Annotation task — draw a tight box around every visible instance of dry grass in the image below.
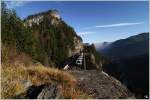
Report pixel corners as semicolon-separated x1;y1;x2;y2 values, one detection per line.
1;46;90;99
27;64;76;86
60;84;91;99
1;63;90;99
1;64;28;98
27;64;88;99
1;64;76;98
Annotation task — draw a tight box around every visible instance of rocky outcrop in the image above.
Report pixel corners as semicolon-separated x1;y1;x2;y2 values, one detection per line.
24;10;60;27
83;44;105;70
14;84;63;99
37;84;63;99
69;70;135;99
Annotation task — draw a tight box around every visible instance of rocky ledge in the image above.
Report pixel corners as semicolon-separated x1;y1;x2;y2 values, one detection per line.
69;70;135;99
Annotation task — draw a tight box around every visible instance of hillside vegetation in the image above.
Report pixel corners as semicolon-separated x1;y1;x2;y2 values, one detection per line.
1;2;90;99
2;2;82;67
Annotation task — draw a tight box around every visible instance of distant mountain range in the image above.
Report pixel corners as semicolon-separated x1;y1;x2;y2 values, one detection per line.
95;33;149;60
95;32;149;98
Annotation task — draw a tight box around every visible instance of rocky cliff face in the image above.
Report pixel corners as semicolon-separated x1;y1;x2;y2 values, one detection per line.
24;10;60;27
83;44;107;70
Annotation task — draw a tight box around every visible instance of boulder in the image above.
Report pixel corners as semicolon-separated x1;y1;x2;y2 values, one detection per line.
14;84;63;99
37;84;63;99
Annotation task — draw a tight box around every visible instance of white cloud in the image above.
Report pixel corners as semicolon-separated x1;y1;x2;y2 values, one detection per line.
6;1;29;9
77;31;95;35
81;22;143;30
96;22;143;28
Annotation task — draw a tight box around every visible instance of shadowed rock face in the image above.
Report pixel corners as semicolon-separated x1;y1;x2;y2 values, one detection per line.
37;84;62;99
14;84;63;99
69;70;134;99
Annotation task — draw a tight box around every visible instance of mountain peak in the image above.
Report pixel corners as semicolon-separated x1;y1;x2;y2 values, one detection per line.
25;9;60;20
24;9;61;27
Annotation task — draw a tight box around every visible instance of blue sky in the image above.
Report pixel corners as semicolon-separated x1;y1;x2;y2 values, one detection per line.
6;1;149;43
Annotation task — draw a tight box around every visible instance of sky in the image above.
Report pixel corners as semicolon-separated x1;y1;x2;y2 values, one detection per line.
5;1;149;43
